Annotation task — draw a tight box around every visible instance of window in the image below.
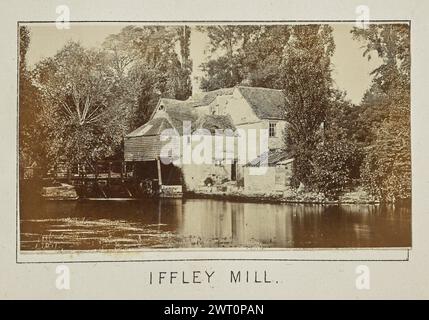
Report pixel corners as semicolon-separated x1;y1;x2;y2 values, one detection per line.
269;122;276;137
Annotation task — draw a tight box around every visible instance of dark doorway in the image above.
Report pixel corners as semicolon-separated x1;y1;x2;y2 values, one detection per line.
231;160;237;181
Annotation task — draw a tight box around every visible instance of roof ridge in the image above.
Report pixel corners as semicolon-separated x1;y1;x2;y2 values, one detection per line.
237;85;283;92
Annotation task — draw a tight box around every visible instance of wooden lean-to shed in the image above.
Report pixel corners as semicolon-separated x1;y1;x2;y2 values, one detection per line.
123;99;198;196
124;98;198;162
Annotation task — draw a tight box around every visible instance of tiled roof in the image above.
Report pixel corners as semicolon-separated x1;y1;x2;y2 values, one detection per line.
246;149;294;167
127;106;236;137
158;98;201;109
161;103;198;134
125;117;173;137
237;86;286;120
195;114;236;134
190;87;235;106
127;86;287;138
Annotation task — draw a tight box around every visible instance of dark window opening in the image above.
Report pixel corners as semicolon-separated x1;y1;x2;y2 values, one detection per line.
231;160;237;181
269;122;276;137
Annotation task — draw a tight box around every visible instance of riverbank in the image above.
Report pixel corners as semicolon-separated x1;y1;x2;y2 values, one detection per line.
185;186;380;204
20;178;382;204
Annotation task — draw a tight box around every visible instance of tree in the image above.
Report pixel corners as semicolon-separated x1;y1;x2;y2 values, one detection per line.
19;26;46;169
197;25;292;90
103;26;193;128
310;118;361;199
352;24;411;201
240;25;291;88
360;113;411;202
176;25;193;98
200;55;244;91
33;42;128;167
19;26;30;72
198;26;249;91
280;25;335;186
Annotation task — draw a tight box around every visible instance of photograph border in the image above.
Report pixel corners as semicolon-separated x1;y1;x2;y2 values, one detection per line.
16;19;412;264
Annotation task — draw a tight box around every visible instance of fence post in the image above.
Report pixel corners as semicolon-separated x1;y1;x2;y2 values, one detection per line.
108;162;112;186
157;158;163;195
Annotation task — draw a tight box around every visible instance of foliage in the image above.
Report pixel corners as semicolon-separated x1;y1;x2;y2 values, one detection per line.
19;26;46;169
103;26;192;129
21;25;193;171
33;42;128;167
200;55;244;91
310;129;361;199
280;25;335;186
197;26;248;91
359;88;411;201
240;25;291;88
19;26;30;71
352;24;411;201
198;25;291;90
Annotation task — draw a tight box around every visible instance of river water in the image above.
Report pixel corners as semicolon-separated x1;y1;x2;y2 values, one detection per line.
20;198;411;250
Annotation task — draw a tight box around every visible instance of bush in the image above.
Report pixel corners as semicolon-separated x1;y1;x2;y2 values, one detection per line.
360;116;411;202
310;137;361;200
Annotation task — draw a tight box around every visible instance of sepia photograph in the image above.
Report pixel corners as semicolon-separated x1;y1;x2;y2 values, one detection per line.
18;21;411;252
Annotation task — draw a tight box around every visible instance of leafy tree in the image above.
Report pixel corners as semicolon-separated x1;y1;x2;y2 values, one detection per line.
324;90;365;178
310;126;361;199
352;24;410;87
352;24;411;201
200;55;244;91
22;25;193;172
19;26;46;169
19;26;30;71
288;89;363;199
198;25;291;90
197;26;249;91
360;112;411;202
176;25;193;96
240;25;291;88
33;42;128;167
280;25;335;186
103;26;192;129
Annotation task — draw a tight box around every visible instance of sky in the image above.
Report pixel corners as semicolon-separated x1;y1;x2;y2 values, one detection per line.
25;23;382;104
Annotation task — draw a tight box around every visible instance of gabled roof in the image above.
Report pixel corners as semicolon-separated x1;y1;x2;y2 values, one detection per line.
127;104;235;138
158;98;201;109
236;86;286;120
159;101;198;134
125;117;173;138
246;149;294;167
155;86;286;121
195;114;236;134
128;85;287;138
191;87;235;106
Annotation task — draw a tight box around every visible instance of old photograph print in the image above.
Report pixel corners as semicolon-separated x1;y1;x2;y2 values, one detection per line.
18;22;411;252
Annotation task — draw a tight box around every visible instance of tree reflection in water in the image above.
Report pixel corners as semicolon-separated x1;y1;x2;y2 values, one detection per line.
20;198;411;250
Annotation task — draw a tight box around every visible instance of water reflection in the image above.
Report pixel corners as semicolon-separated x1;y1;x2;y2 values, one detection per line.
179;202;295;247
20;198;411;250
